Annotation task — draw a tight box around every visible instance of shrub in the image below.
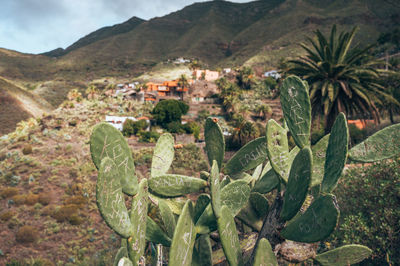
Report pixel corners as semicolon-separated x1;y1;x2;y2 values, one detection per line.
122;119;148;136
16;225;39;243
152;100;189;127
22;145;33;155
166;121;185;134
0;210;15;221
328;159;400;265
138;131;160;143
51;204;80;223
12;195;27;206
25;194;39;205
38;193;52;206
0;187;19;198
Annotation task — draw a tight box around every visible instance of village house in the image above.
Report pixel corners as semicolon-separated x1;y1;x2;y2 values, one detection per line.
193;69;219;81
143;79;192;101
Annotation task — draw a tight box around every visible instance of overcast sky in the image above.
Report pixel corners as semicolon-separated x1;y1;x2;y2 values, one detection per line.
0;0;251;54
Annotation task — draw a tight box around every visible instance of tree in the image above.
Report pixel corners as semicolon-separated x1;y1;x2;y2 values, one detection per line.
152;100;189;127
236;66;256;90
255;104;273;120
286;25;391;133
177;74;189;100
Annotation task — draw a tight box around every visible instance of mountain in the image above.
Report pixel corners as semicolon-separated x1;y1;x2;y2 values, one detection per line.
1;0;399;81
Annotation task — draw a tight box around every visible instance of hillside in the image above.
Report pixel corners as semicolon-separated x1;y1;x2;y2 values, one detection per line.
0;77;53;135
1;0;400;83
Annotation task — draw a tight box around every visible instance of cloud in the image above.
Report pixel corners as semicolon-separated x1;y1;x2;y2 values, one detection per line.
0;0;251;54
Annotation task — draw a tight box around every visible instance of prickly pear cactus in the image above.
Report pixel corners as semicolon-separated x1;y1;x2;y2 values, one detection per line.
280;76;311;148
314;244;372;266
148;174;207;197
90;122;138;195
210;160;222;218
253;238;278;266
151;133;174;178
96;157;133;238
349;123;400;162
204;118;225;169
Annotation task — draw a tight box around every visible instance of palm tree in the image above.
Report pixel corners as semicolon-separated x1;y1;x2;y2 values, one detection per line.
177;74;189;100
236;66;256;90
255;104;273;120
286;25;391;133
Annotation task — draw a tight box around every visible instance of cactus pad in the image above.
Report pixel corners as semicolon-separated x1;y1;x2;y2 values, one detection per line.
252;167;279;194
210;160;222;218
193;194;210;223
281;147;312;222
113;247;128;266
281;194;339;243
253;238;278;266
311;134;329;187
314;244;372;266
117;257;133;266
249;192;269;218
128;179;148;264
90;122;137;195
221;180;251;216
158;199;176;238
349;123;400;162
204;118;225;169
192;234;213;266
224;137;267;176
148;174;207;197
96;157;133;238
146;216;171;246
151;133;174;178
321;113;348;193
266;119;290;181
169;200;196;266
280;76;311;148
217;206;243;266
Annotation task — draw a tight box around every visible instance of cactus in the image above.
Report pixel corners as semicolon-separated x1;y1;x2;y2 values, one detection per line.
349;123;400;162
151;133;174;178
217;206;243;266
253;238;278;266
169;200;196;266
148;174;207;197
224;137;267;176
204;117;225;169
90;122;138;195
314;244;372;266
280;76;312;149
280;147;312;222
88;75;400;265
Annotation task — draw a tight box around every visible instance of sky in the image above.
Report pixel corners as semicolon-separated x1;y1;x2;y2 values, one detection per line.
0;0;250;54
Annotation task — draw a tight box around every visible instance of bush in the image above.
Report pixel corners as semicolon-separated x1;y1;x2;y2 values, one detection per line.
0;187;19;198
166;121;185;134
22;145;33;155
138;131;160;143
152;100;189;127
328;159;400;265
122;119;148;137
16;225;39;243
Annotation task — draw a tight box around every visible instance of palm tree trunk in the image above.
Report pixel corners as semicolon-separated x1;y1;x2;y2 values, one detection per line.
389;108;395;124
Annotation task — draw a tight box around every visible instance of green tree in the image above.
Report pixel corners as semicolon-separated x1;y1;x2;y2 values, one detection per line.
152;100;189;127
177;74;189;100
236;66;256;90
255;104;273;120
287;25;390;133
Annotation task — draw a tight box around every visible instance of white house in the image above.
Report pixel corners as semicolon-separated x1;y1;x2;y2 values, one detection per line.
105;116;136;131
263;70;281;79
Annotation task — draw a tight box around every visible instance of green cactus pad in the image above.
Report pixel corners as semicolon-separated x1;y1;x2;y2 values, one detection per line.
314;244;372;266
128;179;148;264
117;257;133;266
210;160;222;218
220;176;231;188
253;238;278;266
146;216;171;246
113;247;128;266
249;192;269;218
280;76;312;148
158;199;176;238
281;194;339;243
224;137;267;176
221;180;251;216
97;157;133;238
196;180;250;234
217;206;243;266
311;134;329;187
204;118;225;169
349;123;400;162
169;200;197;266
193;194;210;223
148;174;207;197
266;119;290;181
236;202;263;231
281;147;312;222
192;234;213;266
151;133;174;178
321;113;348;193
252;163;264;182
200;171;210;181
252;167;279;194
90;122;138;195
